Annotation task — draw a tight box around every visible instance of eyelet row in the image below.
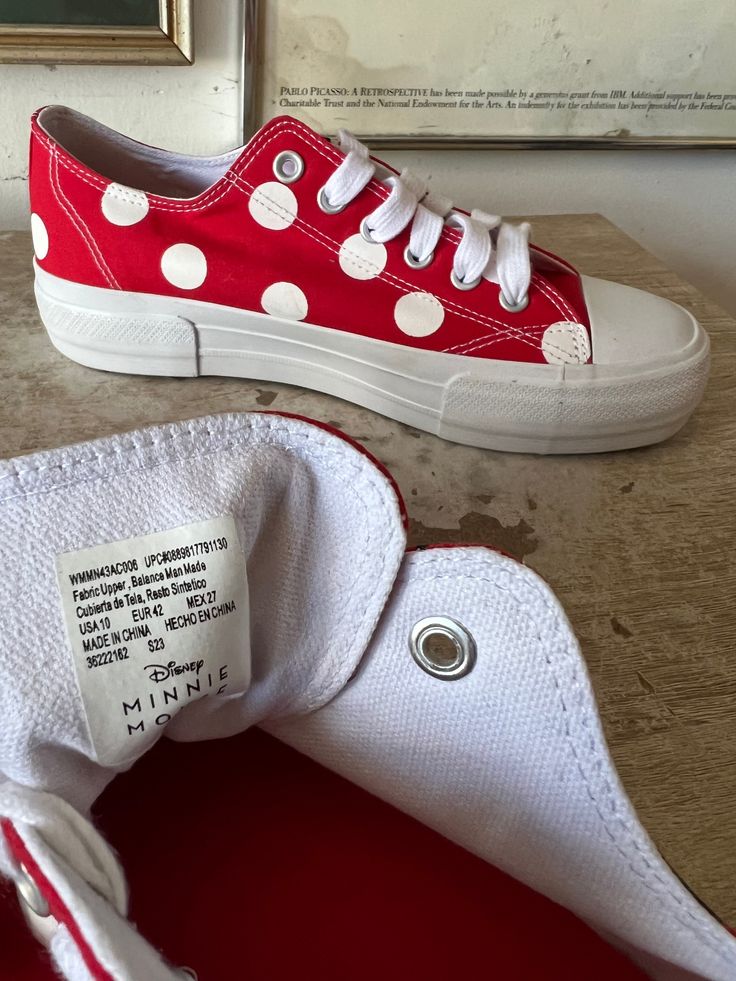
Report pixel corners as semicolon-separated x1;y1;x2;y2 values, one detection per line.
450;271;529;311
315;180;529;313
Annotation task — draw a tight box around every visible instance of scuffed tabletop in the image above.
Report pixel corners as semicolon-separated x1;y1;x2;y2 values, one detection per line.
1;216;735;923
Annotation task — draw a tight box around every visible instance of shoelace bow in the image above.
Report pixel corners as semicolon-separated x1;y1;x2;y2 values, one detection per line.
321;131;532;310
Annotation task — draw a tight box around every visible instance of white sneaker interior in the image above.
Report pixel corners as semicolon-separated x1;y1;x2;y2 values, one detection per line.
0;411;407;980
2;418;731;979
37;105;240;199
268;546;736;981
0;413;406;815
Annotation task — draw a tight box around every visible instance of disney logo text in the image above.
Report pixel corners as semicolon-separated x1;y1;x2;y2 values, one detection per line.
144;659;205;683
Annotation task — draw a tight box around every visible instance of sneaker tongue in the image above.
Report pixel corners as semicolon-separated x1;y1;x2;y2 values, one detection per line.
0;413;406;815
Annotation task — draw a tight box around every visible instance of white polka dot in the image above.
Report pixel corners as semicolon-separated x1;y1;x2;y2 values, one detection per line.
161;244;207;290
541;322;591;365
31;213;48;260
101;182;149;226
261;282;308;321
338;233;387;280
248;181;298;230
394;292;445;337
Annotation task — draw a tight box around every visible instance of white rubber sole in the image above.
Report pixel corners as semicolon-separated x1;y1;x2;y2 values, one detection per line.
34;265;710;455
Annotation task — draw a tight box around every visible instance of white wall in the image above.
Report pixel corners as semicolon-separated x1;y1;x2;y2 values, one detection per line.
1;0;734;317
0;0;243;223
393;146;736;317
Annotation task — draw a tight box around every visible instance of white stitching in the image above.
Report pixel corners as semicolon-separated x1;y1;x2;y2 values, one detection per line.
448;323;586;363
0;414;401;792
0;417;400;709
35;120;583;341
533;272;577;322
234;168;521;334
400;552;734;962
543;322;590;364
447;335;578;363
49;148;119;290
229;173;547;353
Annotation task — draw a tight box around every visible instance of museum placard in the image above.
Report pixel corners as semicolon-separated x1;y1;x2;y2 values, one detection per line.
252;0;736;146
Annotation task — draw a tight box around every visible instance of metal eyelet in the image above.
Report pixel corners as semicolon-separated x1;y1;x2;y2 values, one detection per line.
410;616;476;680
317;186;345;214
15;862;59;947
403;245;434;269
499;290;530;313
359;216;378;243
450;269;481;291
272;150;304;185
16;863;50;919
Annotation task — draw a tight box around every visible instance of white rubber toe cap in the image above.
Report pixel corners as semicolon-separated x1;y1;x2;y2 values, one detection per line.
582;275;701;366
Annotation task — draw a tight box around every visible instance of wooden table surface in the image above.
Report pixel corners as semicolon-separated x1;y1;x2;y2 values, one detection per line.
1;217;735;923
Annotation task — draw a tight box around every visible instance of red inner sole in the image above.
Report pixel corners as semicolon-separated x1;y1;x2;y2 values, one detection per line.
1;728;646;979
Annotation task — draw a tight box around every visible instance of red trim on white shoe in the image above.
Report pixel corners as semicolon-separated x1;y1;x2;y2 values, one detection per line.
1;819;112;981
259;410;409;530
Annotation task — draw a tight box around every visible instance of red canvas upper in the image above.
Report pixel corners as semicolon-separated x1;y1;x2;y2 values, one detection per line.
29;111;591;366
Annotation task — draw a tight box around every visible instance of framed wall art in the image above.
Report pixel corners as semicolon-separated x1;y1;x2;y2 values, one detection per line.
246;0;736;148
0;0;193;65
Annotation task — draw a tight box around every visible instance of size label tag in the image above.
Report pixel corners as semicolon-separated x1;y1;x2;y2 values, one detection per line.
56;515;250;766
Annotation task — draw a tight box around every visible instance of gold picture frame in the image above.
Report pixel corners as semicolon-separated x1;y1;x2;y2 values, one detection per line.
0;0;193;65
244;0;736;149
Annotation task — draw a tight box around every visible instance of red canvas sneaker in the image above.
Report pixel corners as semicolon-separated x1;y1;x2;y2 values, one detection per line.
29;107;708;454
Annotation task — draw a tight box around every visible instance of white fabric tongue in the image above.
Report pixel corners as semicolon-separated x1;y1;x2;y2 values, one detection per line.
268;546;736;981
0;412;406;979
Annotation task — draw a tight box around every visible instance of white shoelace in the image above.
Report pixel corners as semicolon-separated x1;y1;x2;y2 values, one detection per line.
320;132;532;309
